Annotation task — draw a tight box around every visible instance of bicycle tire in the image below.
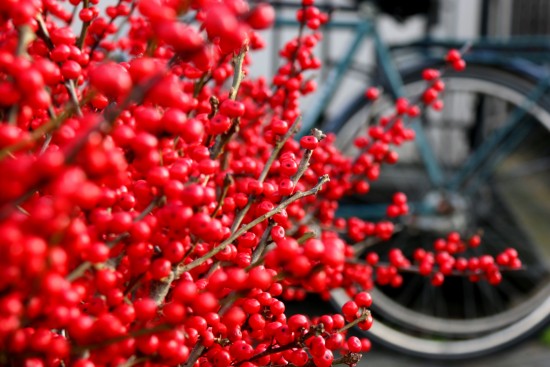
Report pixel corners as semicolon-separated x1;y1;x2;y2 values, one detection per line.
328;63;550;359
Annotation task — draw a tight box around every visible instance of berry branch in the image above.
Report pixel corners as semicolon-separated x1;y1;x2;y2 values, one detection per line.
151;174;330;304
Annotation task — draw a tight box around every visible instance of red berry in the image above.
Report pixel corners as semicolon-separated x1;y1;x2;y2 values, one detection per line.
341;301;359;318
220;100;246;118
300;135;319;150
422;68;440;81
446;49;462;62
422;88;438;105
453;59;466;71
431;272;445;286
209;114;232;135
365;87;380;100
354;291;372;307
247;3;276;30
347;336;362;353
89;63;132;100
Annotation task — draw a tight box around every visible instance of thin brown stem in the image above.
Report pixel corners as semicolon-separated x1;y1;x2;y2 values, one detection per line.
151;271;175;305
337;310;371;333
237;324;323;367
249;221;274;265
35;14;54;49
149;176;330;310
345;259;525;277
207;95;219;119
229;45;248;101
76;0;90;49
117;356;148;367
181;344;205;367
66;80;83;117
297;232;315;244
36;14;83;117
211;174;233;218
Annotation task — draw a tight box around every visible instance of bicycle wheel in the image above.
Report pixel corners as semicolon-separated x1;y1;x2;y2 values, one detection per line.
329;64;550;359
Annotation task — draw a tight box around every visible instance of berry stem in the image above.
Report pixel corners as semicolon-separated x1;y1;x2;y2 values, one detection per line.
338;309;371;333
211;173;234;218
229;45;249;101
249;219;274;265
76;0;91;50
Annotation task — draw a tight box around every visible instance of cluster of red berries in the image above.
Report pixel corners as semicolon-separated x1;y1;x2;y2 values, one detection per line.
364;232;522;287
0;0;520;366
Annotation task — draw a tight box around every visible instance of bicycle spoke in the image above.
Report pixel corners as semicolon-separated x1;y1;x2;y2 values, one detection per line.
395;275;424;309
462;276;478;319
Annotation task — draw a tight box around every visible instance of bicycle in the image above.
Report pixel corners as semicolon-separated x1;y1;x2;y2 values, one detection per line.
273;0;550;359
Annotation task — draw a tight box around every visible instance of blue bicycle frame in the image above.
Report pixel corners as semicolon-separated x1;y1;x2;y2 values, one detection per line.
275;13;550;218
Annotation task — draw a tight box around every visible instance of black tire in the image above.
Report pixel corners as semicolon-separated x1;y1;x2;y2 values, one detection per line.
329;64;550;359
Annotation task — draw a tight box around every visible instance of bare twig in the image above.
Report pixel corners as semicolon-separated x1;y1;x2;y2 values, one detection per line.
0;96;86;160
35;14;54;48
211;174;233;218
181;344;205;367
337;309;371;333
260;116;303;182
76;0;91;49
117;356;148;367
65;80;83;117
297;232;315;244
151;271;175;305
72;323;171;354
36;14;83;117
229;45;248;101
249;222;273;265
